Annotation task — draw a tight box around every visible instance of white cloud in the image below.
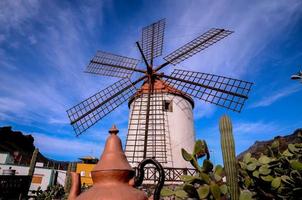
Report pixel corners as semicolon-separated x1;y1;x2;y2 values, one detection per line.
250;85;301;108
0;68;69;126
193;101;216;119
203;120;280;138
0;0;40;33
0;34;5;43
32;132;104;160
28;35;37;45
159;0;302;116
165;0;302;78
0;1;106;127
0;97;26;113
203;119;284;164
233;121;279;135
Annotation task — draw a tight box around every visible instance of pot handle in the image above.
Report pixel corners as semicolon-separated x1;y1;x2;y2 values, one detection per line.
134;158;165;200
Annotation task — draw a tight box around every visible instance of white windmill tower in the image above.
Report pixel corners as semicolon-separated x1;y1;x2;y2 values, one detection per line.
125;78;195;168
67;19;253;180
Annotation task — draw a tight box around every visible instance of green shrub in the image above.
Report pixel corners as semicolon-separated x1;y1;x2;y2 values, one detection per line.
239;134;302;200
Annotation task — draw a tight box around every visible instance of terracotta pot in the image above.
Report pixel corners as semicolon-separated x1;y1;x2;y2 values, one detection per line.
68;125;148;200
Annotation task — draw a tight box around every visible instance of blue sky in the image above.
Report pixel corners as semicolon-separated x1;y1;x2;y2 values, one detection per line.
0;0;301;165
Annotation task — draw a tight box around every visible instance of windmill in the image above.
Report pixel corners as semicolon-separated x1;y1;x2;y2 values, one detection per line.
67;19;253;170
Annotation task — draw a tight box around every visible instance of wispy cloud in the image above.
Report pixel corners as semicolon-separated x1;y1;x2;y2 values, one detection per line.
165;0;302;77
0;0;40;33
0;97;26;113
203;119;285;164
0;1;106;126
233;121;280;135
160;0;302;117
194;101;216;119
32;132;103;161
250;85;301;108
204;120;280;138
0;34;5;43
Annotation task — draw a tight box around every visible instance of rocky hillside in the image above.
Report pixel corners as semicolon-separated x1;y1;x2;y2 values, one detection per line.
0;126;68;170
237;128;302;160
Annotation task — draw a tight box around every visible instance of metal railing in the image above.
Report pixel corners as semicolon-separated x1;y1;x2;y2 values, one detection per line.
134;167;197;183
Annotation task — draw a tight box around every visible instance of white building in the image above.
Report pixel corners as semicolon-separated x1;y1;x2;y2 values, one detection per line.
125;79;195;168
0;152;14;164
0;152;66;191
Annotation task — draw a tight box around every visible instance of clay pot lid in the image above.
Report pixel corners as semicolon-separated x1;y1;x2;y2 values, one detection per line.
92;125;133;172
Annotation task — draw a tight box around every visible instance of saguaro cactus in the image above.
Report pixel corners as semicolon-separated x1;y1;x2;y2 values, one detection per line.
28;148;39;176
219;115;239;200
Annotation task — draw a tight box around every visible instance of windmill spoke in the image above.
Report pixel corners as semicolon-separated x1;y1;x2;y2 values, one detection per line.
143;77;153;159
85;51;143;78
67;76;146;136
161;69;253;112
125;88;168;164
136;41;151;72
141;19;165;64
164;28;233;65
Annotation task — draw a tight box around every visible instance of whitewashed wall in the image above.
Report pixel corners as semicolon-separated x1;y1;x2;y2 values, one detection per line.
30;167;54;191
0;153;13;164
0;164;66;191
56;170;67;186
126;93;195;169
166;94;195;168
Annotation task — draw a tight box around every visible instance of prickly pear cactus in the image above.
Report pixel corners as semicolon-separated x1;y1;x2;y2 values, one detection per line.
239;131;302;200
161;139;228;200
219;115;240;200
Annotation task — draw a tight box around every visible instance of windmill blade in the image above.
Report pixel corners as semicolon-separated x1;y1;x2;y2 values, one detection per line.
164;28;233;65
67;78;143;136
141;19;165;63
162;69;253;112
85;51;142;78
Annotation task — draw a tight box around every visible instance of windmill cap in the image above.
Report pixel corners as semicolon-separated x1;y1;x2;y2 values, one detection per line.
92;125;133;172
128;78;194;108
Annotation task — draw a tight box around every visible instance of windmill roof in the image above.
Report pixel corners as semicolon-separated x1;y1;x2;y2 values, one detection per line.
128;78;194;108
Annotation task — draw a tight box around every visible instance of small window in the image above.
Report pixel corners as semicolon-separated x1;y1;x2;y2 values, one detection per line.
163;100;173;112
80;171;86;177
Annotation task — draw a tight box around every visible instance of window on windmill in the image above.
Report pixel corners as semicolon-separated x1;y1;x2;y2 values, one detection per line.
163;100;173;112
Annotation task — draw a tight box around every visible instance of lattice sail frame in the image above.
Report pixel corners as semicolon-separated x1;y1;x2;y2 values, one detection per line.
67;78;137;136
142;19;165;61
125;91;169;164
86;51;140;78
164;69;253;112
164;28;233;65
